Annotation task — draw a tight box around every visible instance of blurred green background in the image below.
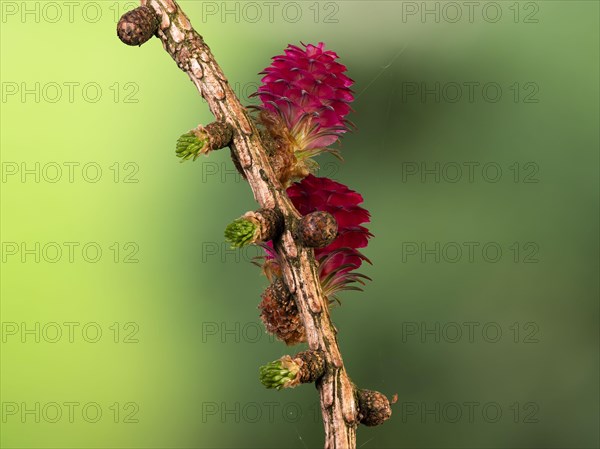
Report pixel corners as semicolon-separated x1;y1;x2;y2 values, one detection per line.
1;1;598;448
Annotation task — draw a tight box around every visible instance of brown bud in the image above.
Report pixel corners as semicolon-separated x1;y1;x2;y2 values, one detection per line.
357;389;392;426
297;211;337;248
117;6;159;46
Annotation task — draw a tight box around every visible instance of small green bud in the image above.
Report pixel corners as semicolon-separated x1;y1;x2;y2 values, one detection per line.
259;357;300;390
176;130;209;162
224;218;258;248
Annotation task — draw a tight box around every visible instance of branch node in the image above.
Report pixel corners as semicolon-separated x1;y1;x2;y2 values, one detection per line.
204;121;234;150
117;6;159;46
295;350;326;384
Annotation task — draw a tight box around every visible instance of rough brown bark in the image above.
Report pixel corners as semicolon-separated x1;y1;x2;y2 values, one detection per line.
119;1;371;446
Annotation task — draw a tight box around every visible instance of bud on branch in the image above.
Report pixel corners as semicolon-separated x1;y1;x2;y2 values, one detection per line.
224;209;282;248
117;6;159;46
356;389;392;427
296;211;338;248
176;121;233;161
260;350;326;389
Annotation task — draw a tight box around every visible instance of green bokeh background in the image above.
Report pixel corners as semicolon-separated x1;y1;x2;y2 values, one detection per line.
1;1;598;447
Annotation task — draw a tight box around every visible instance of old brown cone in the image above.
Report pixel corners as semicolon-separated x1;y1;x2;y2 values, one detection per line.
259;278;306;345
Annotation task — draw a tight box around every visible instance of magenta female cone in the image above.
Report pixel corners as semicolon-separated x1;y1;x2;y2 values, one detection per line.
257;43;354;155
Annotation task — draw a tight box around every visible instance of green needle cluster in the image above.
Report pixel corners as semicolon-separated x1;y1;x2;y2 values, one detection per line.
224;218;258;248
259;359;298;390
176;131;208;161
